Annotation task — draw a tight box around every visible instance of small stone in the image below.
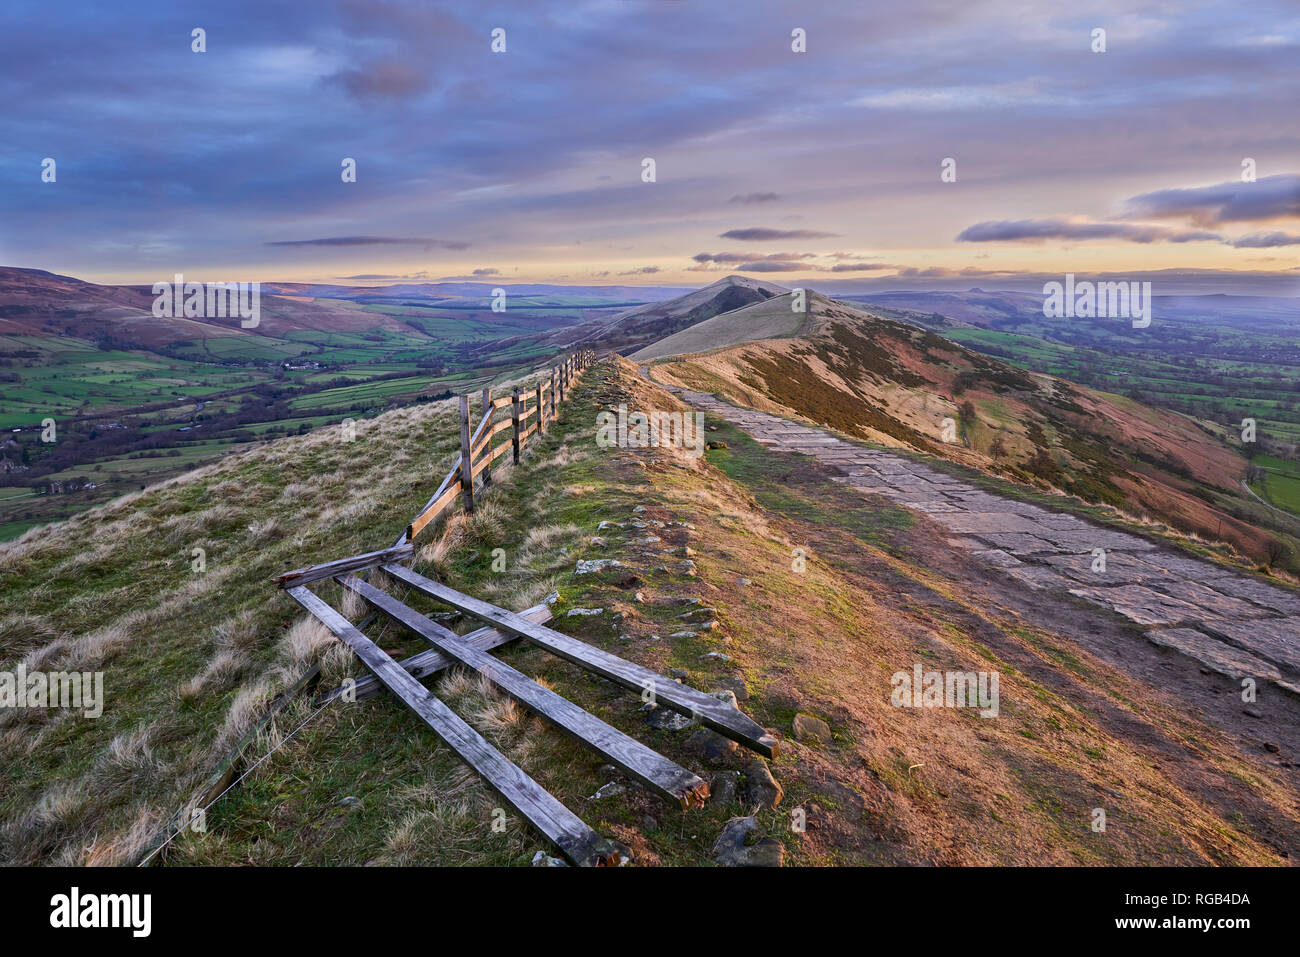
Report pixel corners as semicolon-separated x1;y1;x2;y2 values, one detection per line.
677;561;698;576
597;520;621;531
590;536;607;547
668;668;688;679
566;607;604;617
710;689;739;709
668;546;696;558
716;676;750;701
531;851;567;867
575;558;625;575
1264;742;1281;753
337;796;363;811
743;759;784;809
701;651;732;662
635;536;662;544
698;620;720;631
645;707;695;731
543;590;561;606
711;770;739;806
590;782;626;800
686;727;739;764
669;630;697;639
793;713;832;745
633;591;647;603
632;505;646;514
711;817;784;867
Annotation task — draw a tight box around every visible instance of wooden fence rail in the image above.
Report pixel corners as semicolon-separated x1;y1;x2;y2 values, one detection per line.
276;350;596;585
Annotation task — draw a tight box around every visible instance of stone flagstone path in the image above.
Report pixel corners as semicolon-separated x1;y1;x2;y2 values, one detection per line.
666;383;1300;696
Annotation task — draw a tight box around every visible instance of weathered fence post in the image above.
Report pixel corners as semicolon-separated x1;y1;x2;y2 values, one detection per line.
480;388;492;485
550;369;558;417
459;393;475;513
558;363;566;405
536;381;545;436
511;387;521;465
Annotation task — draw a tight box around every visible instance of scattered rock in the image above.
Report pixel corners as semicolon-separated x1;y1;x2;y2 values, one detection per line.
710;689;739;709
669;630;697;639
597;521;621;531
632;505;646;514
711;770;739;806
668;546;696;558
575;558;625;575
337;796;363;811
566;607;604;617
543;590;561;606
743;759;784;809
686;727;739;764
590;782;626;800
589;536;607;547
677;561;698;576
645;707;695;731
701;651;732;662
531;850;567;867
635;536;662;544
668;667;688;679
698;620;720;632
737;578;752;587
793;713;832;746
711;816;785;867
715;675;750;701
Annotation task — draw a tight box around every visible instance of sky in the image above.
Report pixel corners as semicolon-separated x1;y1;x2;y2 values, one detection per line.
2;0;1298;294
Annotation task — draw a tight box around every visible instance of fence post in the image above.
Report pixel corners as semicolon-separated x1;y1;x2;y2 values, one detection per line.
558;363;565;405
480;388;492;485
536;381;545;436
511;388;521;465
550;369;558;416
459;394;475;513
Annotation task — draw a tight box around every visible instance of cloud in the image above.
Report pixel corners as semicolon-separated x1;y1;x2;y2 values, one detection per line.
956;218;1222;244
728;192;780;204
618;266;661;275
732;261;807;272
719;227;837;241
1229;231;1300;247
692;251;817;263
1122;174;1300;223
266;236;470;249
472;267;499;275
830;262;894;272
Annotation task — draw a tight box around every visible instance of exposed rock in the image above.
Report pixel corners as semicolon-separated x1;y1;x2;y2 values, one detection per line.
737;578;753;587
686;727;739;764
566;607;604;617
544;590;561;606
711;770;739;806
644;703;695;731
668;667;688;679
744;759;784;809
531;850;567;867
669;630;697;639
632;505;646;514
710;689;739;709
711;816;785;867
590;782;626;800
337;796;363;811
589;536;607;547
698;620;720;631
677;561;698;576
793;713;832;745
701;651;732;662
715;675;750;702
575;558;625;575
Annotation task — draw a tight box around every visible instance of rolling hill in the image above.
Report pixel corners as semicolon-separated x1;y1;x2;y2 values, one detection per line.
641;291;1295;570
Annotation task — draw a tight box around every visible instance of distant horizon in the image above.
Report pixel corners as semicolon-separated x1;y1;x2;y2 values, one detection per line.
4;262;1298;300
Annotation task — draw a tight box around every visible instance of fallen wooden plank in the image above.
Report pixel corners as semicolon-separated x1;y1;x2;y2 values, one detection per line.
285;586;620;866
274;543;414;587
340;576;709;808
381;564;778;758
316;603;553;703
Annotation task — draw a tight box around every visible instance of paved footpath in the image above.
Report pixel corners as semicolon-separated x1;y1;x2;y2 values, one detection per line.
665;381;1300;696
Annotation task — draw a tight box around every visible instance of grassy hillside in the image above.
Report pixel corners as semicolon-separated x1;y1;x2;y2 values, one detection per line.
646;294;1300;575
2;356;1296;865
